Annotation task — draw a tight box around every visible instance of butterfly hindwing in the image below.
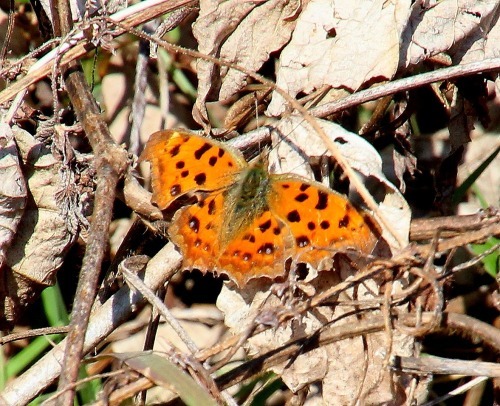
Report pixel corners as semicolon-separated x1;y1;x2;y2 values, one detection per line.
268;176;379;268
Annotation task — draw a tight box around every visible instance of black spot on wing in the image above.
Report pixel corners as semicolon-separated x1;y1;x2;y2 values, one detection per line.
208;199;216;215
296;236;310;247
287;210;301;222
242;253;252;261
295;193;309;202
243;234;256;243
194;173;207;185
320;220;330;230
339;214;350;228
315;191;328;210
257;243;274;255
194;143;212;160
170;144;181;157
258;219;272;232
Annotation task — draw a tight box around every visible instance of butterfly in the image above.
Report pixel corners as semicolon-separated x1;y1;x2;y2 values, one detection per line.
140;129;380;287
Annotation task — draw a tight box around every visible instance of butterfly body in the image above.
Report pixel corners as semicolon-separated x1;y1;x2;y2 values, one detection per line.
141;130;380;287
221;159;271;248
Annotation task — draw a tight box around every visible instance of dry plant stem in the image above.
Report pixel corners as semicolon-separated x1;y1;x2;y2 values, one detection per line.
309;59;500;118
395;355;500;377
122;169;163;221
212;312;500;392
195;316;386;393
195;302;500;387
43;370;127;405
0;244;182;406
451;243;500;273
440;312;500;352
57;141;127;404
121;266;235;404
0;0;15;70
53;3;128;403
0;38;59;79
410;211;500;241
414;220;500;256
213;313;399;390
92;377;155;406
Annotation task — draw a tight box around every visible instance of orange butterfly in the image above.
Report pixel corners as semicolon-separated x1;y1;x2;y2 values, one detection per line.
141;130;380;287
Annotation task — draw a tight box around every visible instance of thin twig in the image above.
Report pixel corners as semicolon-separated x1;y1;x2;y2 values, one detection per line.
309;59;500;118
0;327;69;344
120;263;198;354
0;0;16;71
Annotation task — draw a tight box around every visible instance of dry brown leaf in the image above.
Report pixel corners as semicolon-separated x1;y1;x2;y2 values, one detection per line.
402;0;500;67
0;129;75;328
192;0;301;126
217;274;416;404
0;125;27;269
267;0;410;115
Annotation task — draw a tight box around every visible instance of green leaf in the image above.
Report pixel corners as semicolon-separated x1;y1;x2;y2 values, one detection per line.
453;144;500;205
111;352;218;406
470;237;499;278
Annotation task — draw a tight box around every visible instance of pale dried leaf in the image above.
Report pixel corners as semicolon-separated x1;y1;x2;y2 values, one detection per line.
319;331;412;404
268;0;410;116
111;306;224;355
0;124;27;268
217;273;415;404
270;116;411;252
402;0;500;67
456;1;500;63
192;0;300;125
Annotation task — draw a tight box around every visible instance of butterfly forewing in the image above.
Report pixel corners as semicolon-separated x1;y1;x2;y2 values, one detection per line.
141;130;246;209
